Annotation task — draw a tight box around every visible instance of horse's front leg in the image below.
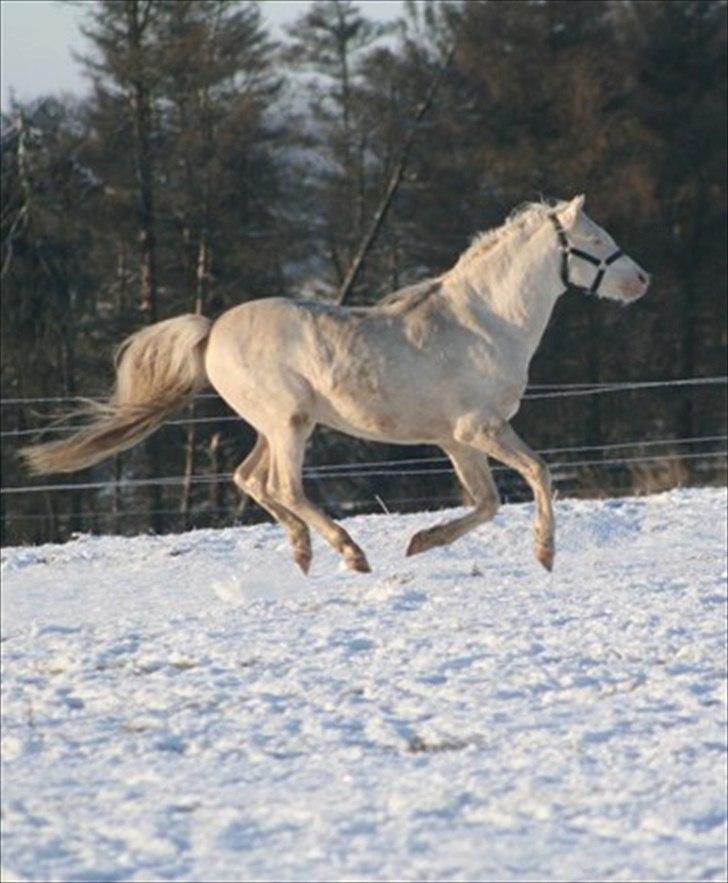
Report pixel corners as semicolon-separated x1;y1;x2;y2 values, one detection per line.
455;418;555;571
406;444;500;556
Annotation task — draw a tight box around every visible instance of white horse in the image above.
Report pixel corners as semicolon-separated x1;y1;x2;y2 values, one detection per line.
21;195;649;573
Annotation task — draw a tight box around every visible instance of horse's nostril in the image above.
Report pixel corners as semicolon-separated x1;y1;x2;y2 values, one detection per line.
637;272;648;284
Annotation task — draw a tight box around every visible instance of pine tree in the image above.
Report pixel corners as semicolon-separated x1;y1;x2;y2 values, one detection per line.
152;0;283;519
628;0;727;443
77;0;162;318
1;98;104;542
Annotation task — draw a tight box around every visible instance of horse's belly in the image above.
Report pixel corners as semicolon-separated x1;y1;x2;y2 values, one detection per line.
320;410;445;445
313;383;451;444
315;395;448;444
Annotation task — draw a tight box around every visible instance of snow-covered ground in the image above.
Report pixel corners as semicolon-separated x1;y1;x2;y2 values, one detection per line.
1;487;726;883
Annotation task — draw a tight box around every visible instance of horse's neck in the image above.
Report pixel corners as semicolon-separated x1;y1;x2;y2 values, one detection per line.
446;222;564;360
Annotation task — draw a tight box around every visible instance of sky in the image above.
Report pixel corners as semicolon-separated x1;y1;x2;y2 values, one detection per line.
0;0;404;111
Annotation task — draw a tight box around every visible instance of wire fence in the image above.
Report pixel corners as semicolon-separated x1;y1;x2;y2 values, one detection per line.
2;375;726;540
1;375;724;417
0;441;725;496
3;452;725;524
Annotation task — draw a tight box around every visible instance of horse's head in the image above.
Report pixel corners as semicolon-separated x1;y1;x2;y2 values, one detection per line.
552;195;650;303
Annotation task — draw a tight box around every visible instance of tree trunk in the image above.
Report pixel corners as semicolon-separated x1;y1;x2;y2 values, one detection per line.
126;1;158;320
180;233;211;520
585;307;603;454
115;238;129;315
208;431;223;518
112;454;123;534
125;0;162;530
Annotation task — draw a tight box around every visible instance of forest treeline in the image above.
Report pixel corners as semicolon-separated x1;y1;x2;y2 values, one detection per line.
1;0;726;545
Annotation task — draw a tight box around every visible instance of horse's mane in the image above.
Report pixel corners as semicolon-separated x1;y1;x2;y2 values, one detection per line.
371;199;559;314
376;278;441;313
452;200;557;273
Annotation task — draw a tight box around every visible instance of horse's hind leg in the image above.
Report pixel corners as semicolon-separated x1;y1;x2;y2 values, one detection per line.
233;436;313;574
266;425;371;573
406;444;500;556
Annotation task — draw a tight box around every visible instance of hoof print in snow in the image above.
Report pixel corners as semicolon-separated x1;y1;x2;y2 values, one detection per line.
407;735;472;754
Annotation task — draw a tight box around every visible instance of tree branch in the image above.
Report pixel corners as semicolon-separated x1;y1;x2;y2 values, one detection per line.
337;42;456;305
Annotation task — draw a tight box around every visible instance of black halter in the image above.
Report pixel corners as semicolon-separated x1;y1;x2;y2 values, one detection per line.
548;212;623;295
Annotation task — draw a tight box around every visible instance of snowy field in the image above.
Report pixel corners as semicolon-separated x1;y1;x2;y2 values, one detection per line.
1;487;727;883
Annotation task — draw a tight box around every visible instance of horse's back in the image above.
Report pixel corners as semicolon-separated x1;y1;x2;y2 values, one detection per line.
204;293;456;442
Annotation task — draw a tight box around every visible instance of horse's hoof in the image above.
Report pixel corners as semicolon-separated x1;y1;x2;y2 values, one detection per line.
294;550;312;575
346;554;371;573
535;544;554;572
406;531;428;556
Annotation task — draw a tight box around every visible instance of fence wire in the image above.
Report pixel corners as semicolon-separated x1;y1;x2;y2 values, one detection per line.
1;374;725;414
2;376;725;535
2;445;725;497
4;452;726;524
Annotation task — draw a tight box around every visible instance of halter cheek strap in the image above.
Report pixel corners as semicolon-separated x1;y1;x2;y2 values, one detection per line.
548;212;623;295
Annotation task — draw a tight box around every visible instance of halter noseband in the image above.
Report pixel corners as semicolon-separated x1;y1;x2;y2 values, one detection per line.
548;212;623;295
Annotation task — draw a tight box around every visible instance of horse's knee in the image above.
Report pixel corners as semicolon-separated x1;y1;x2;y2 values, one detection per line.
478;494;500;520
532;457;551;490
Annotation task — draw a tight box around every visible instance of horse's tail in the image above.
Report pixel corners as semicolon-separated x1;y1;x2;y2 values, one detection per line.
20;314;212;475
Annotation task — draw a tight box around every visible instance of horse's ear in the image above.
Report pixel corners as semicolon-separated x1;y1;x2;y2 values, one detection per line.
560;194;585;227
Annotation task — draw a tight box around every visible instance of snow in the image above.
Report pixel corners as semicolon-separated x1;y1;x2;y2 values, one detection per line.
2;487;727;883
